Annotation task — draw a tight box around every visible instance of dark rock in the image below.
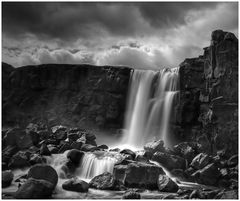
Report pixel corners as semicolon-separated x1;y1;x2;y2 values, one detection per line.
144;139;165;154
14;178;55;199
135;151;152;162
27;164;58;187
47;144;59;154
120;162;165;189
58;142;71;153
2;170;14;188
67;149;84;166
68;133;79;141
2;145;18;164
97;144;108;150
157;175;179;192
52;125;67;141
192;163;220;186
173;142;197;163
152;152;186;171
29;154;46;165
60;160;76;179
219;190;238;199
62;177;89;192
171;169;190;182
227;154;238;167
70;141;82;150
190;153;213;170
120;149;136;160
8;151;30;169
81;144;97;152
89;172;120;190
40;143;51;156
122;190;141;199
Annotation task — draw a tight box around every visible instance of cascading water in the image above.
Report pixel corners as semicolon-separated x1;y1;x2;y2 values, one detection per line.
76;151;123;179
122;68;179;149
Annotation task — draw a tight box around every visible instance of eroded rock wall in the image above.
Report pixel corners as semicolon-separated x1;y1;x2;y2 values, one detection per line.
177;30;238;157
2;63;131;129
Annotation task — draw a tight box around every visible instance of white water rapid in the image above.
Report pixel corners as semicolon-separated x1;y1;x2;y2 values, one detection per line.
122;68;179;149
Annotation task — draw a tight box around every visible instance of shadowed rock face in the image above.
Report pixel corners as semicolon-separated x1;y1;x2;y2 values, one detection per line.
2;63;131;129
177;30;238;157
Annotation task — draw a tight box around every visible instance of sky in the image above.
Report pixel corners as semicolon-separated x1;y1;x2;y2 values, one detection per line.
2;2;238;69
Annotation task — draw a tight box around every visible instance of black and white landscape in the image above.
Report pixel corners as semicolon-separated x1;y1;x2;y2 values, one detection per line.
2;2;238;199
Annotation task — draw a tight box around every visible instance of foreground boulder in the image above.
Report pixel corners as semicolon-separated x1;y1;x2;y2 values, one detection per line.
14;178;55;199
122;190;141;199
89;172;122;190
192;163;220;186
62;177;89;192
152;152;186;170
2;170;14;188
114;161;165;189
27;164;58;187
157;175;179;192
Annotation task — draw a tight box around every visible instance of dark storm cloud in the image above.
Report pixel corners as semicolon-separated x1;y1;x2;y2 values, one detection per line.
2;2;223;40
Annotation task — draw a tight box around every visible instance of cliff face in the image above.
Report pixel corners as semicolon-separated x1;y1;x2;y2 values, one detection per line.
177;30;238;157
2;63;131;129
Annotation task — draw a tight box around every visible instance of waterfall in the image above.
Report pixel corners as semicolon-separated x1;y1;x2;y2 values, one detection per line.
122;68;179;149
76;151;123;179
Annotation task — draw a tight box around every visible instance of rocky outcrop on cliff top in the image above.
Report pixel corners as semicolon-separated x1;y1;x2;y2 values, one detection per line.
2;63;131;129
177;30;238;158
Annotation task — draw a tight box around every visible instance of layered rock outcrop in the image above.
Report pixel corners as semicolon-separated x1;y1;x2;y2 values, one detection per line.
177;30;238;157
2;63;131;129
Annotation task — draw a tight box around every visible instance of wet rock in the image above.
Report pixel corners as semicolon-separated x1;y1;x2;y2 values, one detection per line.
219;190;238;199
2;170;14;188
122;189;141;199
123;162;165;189
144;139;165;154
14;178;55;199
58;141;71;153
227;154;238;167
60;160;76;179
70;141;82;150
192;163;220;186
97;144;108;150
157;175;179;193
62;177;89;192
152;152;186;171
173;142;197;163
89;172;121;190
190;153;213;170
67;149;84;166
68;133;79;142
2;145;18;164
40;143;51;156
29;154;46;165
81;144;97;152
51;125;67;140
135;151;152;162
120;149;136;160
171;169;190;182
27;164;58;187
8;151;30;169
47;144;59;154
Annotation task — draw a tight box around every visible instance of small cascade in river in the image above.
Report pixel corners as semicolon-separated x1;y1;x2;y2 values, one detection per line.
122;68;179;149
76;151;123;179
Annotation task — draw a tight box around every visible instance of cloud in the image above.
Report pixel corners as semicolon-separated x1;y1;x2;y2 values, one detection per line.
2;2;238;68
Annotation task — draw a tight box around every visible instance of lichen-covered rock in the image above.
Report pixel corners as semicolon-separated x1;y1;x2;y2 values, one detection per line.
62;177;89;192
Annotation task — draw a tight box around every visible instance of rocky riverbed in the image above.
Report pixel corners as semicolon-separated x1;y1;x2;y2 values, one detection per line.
2;123;238;199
